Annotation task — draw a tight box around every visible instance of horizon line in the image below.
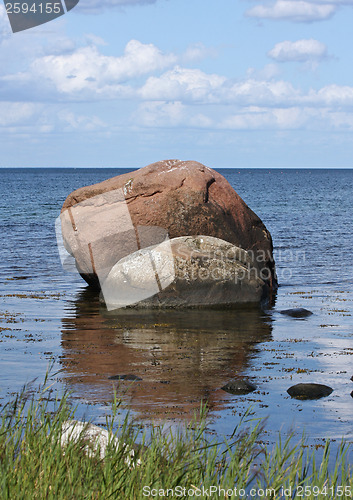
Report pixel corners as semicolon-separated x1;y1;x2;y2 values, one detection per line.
1;166;353;170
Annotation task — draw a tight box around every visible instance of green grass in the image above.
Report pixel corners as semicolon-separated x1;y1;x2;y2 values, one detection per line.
0;374;352;499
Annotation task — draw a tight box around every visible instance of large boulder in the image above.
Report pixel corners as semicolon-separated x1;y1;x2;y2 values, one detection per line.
60;160;277;305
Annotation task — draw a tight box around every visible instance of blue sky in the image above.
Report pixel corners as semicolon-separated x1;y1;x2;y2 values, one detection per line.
1;0;353;168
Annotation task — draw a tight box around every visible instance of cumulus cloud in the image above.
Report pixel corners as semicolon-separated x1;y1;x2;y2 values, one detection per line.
308;84;353;105
30;40;177;96
136;99;353;132
136;72;353;131
226;79;299;106
140;66;300;106
139;67;226;102
3;34;353;135
246;0;336;22
268;39;328;62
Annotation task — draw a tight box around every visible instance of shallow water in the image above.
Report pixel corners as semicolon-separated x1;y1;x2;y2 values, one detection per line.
0;167;352;452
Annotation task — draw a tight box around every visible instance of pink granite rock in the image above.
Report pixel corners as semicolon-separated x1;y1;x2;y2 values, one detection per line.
60;159;277;302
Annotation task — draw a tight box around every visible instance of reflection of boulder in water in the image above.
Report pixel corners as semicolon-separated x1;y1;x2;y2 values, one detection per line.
60;288;273;419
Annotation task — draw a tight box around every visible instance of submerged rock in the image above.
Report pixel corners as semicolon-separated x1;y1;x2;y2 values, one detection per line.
221;379;257;395
108;374;142;381
60;160;277;300
287;383;333;400
101;235;267;310
280;308;313;318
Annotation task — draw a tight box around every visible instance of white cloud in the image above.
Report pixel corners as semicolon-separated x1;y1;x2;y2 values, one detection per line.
139;66;226;102
140;66;299;106
135;101;186;127
136;74;353;132
308;84;353;105
220;107;308;129
222;106;353;131
58;110;107;131
268;39;328;62
135;100;214;128
133;80;353;132
246;63;281;80
30;40;177;96
226;79;299;106
0;101;108;136
0;38;215;103
181;43;218;63
3;34;353;137
0;102;37;126
328;111;353;129
136;102;334;132
246;0;337;22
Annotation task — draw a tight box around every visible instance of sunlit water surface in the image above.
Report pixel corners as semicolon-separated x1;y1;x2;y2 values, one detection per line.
0;168;352;456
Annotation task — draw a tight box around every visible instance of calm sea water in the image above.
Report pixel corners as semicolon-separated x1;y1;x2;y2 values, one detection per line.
0;168;352;451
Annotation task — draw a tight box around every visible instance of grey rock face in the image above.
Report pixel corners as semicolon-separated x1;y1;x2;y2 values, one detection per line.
101;236;267;310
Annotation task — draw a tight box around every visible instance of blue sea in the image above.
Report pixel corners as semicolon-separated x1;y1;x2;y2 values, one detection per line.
0;167;352;453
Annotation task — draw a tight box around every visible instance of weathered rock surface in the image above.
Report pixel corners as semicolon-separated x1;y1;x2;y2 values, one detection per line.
221;379;257;395
61;160;277;297
280;308;313;318
287;383;333;400
101;236;266;309
61;420;140;465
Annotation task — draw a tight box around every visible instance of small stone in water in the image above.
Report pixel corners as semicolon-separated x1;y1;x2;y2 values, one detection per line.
221;379;256;395
287;383;333;400
280;308;313;318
